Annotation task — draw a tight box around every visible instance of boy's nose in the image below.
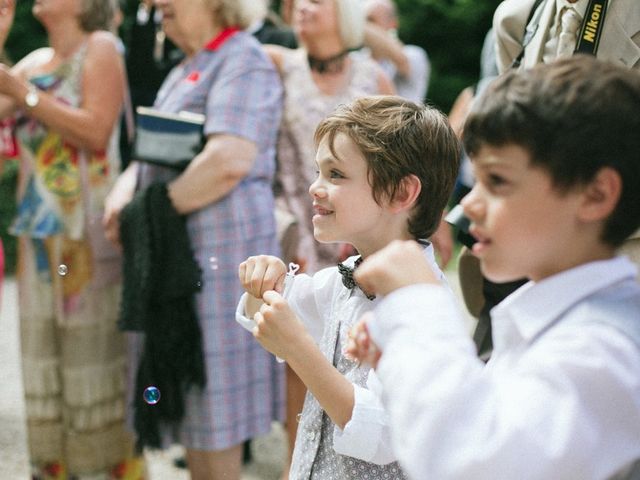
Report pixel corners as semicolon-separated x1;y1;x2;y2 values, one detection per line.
461;186;484;223
309;178;326;198
295;0;309;14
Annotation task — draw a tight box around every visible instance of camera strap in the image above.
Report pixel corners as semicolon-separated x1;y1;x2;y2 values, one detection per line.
575;0;609;55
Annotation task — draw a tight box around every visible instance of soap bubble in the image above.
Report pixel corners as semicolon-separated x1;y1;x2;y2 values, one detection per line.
143;386;161;405
57;264;68;276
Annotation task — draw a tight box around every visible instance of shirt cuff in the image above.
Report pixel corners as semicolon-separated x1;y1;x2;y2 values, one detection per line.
235;292;256;332
369;284;466;351
333;381;396;465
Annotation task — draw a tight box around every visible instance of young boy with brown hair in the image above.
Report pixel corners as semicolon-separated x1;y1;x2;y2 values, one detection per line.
236;95;459;479
348;55;640;479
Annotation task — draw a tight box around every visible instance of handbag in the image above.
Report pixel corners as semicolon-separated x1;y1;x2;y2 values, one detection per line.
133;106;205;169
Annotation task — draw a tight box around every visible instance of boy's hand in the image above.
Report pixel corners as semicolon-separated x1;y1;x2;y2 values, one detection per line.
345;313;382;368
355;240;439;296
239;255;287;299
253;290;311;361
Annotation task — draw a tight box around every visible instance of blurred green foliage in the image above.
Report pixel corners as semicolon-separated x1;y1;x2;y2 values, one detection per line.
0;161;17;274
394;0;502;112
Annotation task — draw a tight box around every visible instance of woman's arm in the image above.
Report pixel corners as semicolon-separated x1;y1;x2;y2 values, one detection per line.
0;31;125;151
103;161;139;246
263;43;288;75
167;133;257;214
363;22;410;77
375;64;396;95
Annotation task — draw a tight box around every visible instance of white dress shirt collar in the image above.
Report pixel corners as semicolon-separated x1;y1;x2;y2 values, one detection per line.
492;256;638;344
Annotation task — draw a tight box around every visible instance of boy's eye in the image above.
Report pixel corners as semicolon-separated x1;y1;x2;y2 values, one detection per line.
487;173;507;187
330;169;345;179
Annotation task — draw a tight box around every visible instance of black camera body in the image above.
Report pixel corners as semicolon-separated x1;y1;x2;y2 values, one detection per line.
445;204;476;249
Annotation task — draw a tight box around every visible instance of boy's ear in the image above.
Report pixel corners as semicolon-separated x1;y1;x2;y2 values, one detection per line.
390;174;422;213
578;167;621;222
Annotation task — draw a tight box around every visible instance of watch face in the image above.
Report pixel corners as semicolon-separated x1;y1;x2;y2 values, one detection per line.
25;89;39;108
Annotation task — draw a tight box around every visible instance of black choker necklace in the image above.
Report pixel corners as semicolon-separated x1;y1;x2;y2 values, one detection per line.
308;50;349;74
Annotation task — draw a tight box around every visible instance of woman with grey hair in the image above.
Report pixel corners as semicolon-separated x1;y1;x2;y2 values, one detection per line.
0;0;141;478
104;0;285;478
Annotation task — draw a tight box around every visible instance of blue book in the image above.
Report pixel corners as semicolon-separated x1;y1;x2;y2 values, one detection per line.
134;107;205;169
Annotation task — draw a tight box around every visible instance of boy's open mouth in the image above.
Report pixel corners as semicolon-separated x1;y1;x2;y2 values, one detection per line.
313;205;334;216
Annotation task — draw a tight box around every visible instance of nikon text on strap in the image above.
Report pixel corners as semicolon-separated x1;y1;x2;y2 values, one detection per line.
575;0;609;55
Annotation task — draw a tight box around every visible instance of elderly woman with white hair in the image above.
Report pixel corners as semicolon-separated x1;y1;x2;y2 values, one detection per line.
104;0;285;478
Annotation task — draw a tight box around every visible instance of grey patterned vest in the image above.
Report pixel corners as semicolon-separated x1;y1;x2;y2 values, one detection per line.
289;286;407;480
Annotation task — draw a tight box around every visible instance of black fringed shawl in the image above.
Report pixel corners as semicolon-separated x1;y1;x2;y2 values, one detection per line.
118;182;206;451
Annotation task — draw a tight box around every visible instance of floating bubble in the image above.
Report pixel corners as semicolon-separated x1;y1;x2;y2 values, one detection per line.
143;386;161;405
209;256;219;270
57;264;68;276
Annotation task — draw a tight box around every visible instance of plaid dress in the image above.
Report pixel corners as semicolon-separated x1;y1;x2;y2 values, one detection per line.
134;29;285;450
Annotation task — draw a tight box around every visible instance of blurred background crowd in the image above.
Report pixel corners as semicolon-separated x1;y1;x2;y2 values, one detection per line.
0;0;500;268
2;0;636;479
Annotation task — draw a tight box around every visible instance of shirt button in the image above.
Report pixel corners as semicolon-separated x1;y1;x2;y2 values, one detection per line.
308;430;316;441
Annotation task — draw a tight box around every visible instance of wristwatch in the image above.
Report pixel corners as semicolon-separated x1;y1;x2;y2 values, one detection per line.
24;86;40;109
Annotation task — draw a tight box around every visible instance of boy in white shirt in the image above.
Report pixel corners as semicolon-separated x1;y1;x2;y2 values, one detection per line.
236;96;460;479
347;55;640;480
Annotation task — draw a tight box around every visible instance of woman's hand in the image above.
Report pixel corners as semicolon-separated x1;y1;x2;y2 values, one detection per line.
102;162;138;247
0;63;23;100
253;290;311;361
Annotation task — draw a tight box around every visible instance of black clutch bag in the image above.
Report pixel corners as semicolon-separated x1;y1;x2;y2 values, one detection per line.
133;107;205;170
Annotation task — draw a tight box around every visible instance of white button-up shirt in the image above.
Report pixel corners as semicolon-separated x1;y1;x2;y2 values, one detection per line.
370;256;640;479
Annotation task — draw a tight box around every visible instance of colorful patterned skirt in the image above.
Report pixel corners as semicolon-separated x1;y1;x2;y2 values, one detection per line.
17;235;144;480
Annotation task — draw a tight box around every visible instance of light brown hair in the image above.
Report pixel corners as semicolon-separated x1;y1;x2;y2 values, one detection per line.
315;95;460;239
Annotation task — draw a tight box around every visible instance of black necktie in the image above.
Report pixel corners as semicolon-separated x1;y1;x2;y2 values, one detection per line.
337;257;376;300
